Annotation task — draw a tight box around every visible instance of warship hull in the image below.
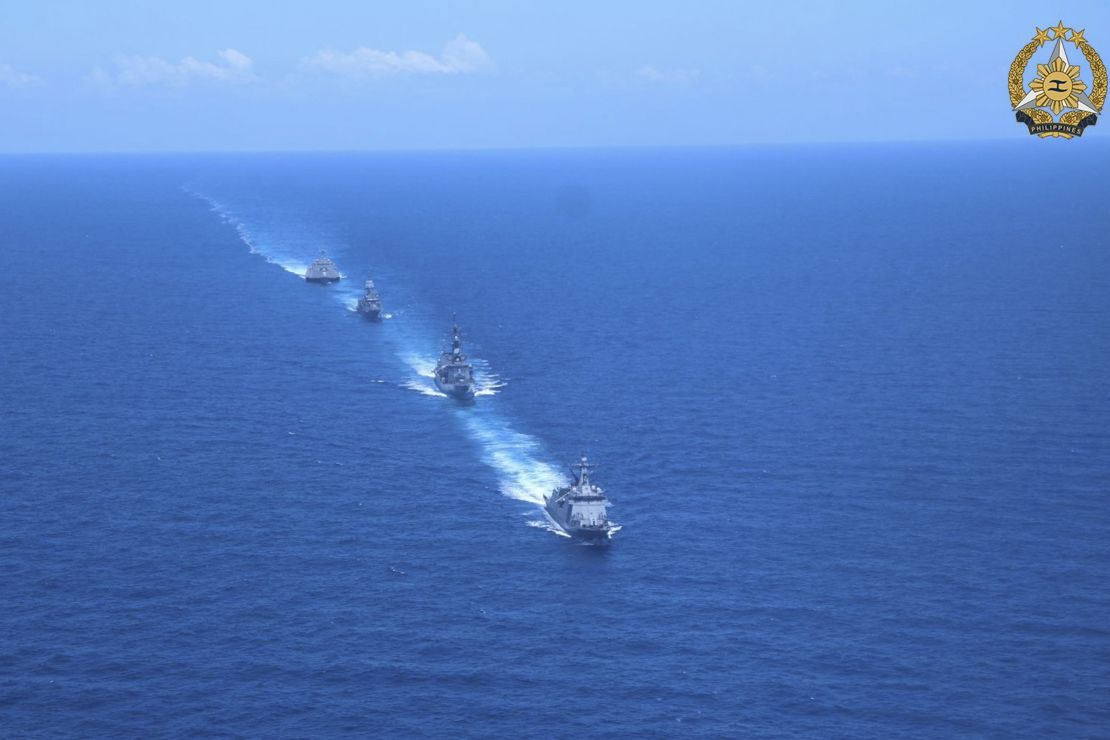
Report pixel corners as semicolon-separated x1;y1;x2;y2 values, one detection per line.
435;322;475;401
543;504;615;542
357;279;382;319
305;251;342;283
434;379;475;400
543;497;616;542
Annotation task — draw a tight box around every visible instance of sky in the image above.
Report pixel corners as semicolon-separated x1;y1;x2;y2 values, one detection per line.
2;0;1110;152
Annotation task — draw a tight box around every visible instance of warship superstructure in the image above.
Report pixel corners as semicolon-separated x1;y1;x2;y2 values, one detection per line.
304;251;341;283
544;456;618;542
356;279;382;320
434;321;475;400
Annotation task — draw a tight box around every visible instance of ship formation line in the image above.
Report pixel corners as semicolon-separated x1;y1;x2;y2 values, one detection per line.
302;250;620;542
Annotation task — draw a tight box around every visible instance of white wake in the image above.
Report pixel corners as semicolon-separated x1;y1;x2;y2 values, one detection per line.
191;186;567;532
459;411;564;506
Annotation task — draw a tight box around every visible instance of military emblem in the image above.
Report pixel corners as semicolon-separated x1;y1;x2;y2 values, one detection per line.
1009;21;1107;138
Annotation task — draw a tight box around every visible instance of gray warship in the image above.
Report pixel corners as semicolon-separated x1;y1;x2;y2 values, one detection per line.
356;279;382;320
544;456;619;542
304;251;341;283
433;321;475;400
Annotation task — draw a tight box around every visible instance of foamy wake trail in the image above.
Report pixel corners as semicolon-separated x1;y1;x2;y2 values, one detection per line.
471;359;506;397
459;411;565;506
527;519;571;537
401;353;437;379
184;187;311;278
401;378;447;398
189;185;561;530
333;281;363;312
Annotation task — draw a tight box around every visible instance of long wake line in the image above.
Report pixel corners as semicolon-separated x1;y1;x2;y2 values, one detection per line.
186;186;567;532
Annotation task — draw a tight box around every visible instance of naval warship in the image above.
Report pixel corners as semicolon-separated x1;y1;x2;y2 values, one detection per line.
356;279;382;320
544;456;619;542
433;321;475;400
304;251;341;283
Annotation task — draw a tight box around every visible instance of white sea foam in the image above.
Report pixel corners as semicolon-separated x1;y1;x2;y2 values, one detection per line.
282;261;309;278
459;411;565;506
184;187;318;279
471;358;506;397
401;378;448;398
188;185;565;535
333;282;364;312
401;353;438;378
527;518;571;537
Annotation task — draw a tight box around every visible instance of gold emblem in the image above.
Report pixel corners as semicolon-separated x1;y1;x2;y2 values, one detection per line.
1009;21;1107;138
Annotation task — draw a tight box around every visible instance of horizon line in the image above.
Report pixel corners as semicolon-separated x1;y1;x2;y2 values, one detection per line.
0;136;1062;156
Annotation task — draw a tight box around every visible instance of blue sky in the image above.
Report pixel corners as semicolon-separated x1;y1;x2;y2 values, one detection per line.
2;0;1109;151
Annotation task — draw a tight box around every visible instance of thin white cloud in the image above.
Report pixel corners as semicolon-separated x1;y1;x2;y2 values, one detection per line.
104;49;257;86
302;34;493;79
0;63;42;87
634;66;700;84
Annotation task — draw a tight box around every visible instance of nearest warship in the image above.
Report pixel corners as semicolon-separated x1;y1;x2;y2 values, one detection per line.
356;279;382;320
304;251;341;283
545;456;618;542
433;321;475;400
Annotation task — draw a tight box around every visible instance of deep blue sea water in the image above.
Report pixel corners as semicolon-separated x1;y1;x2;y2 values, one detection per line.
1;143;1109;738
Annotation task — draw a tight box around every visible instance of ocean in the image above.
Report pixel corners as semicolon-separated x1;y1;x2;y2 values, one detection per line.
1;143;1108;737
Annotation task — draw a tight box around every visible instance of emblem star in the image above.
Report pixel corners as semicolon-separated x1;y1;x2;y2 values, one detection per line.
1070;28;1087;46
1032;27;1051;46
1050;20;1069;39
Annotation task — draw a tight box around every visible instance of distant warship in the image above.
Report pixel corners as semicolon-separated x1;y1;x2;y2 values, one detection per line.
544;456;618;542
434;321;475;400
304;251;341;283
356;279;382;320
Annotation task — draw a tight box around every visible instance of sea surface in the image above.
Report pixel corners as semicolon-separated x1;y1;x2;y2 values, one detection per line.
1;143;1108;738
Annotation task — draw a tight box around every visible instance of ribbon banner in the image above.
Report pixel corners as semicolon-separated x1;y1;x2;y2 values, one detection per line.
1015;112;1097;136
